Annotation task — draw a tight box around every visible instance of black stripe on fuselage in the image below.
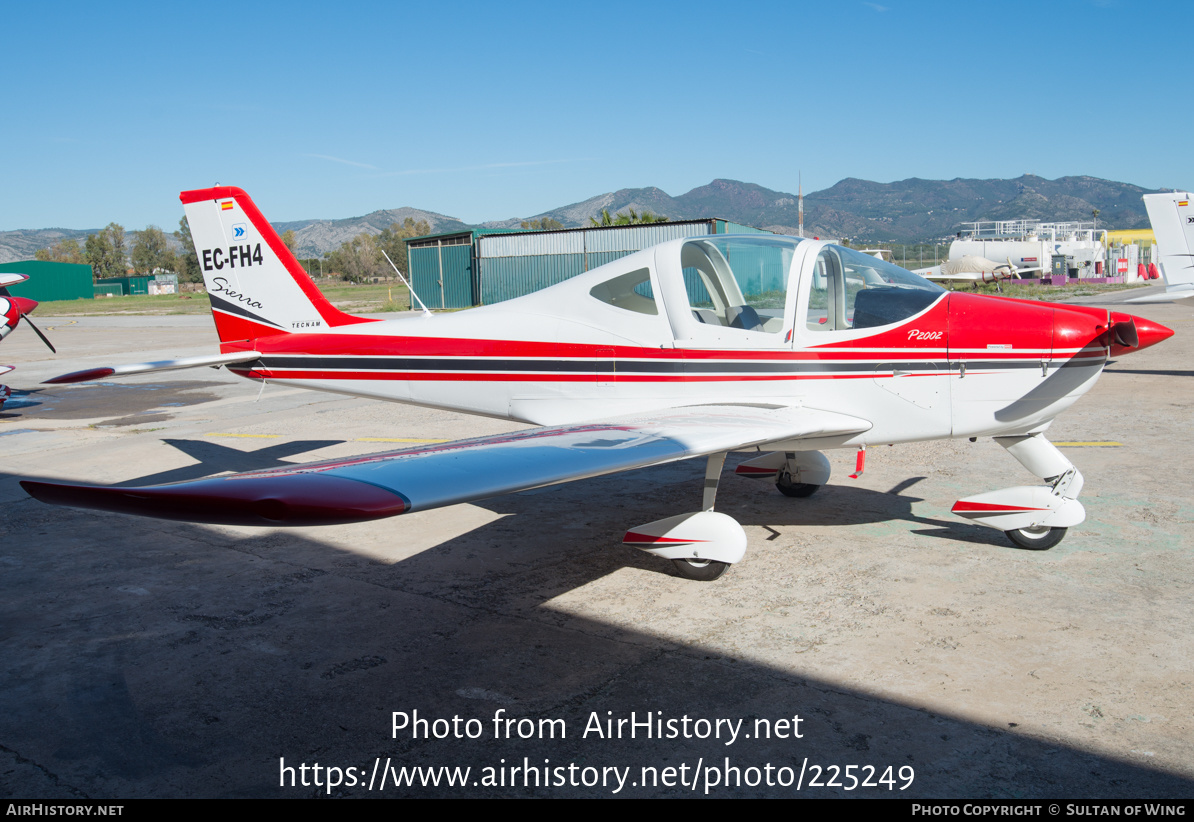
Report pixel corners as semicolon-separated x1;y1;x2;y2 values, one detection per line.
253;355;1102;375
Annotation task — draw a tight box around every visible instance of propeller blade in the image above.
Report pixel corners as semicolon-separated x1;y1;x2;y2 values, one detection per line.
20;314;56;353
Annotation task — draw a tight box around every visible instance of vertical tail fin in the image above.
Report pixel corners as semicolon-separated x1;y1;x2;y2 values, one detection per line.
180;186;376;342
1134;192;1194;301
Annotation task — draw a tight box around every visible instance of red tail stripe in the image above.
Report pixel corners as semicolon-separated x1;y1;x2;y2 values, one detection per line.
180;186;375;330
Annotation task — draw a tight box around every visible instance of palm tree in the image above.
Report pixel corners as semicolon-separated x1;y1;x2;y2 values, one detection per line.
589;208;668;227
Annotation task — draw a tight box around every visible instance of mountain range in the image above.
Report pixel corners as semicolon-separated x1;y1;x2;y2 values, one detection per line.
0;175;1162;263
497;175;1158;242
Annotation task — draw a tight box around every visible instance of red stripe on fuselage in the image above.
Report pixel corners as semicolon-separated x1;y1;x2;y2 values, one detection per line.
240;331;1078;364
236;369;890;383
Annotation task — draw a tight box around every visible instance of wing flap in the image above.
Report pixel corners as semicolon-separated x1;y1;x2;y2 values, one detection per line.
20;404;870;526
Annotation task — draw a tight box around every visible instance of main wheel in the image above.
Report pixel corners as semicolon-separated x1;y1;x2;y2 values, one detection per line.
776;473;819;498
671;558;729;581
1005;526;1067;551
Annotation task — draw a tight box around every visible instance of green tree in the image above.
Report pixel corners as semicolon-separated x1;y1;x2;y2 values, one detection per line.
281;229;297;256
174;217;203;284
84;223;128;279
325;232;385;283
589;208;667;227
520;217;564;230
375;217;432;279
131;225;172;275
34;238;85;263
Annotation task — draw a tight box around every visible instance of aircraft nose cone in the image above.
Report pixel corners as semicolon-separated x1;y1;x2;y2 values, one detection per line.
9;296;38;316
1107;311;1174;357
1127;315;1174;352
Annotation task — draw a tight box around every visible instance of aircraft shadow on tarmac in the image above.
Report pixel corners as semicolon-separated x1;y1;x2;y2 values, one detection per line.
3;454;1191;798
116;439;348;487
1103;368;1194;378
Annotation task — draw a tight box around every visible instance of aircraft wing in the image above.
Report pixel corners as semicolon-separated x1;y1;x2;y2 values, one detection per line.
43;351;262;384
21;404;870;526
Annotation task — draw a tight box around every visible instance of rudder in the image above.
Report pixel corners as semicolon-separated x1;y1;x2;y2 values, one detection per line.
1143;191;1194;289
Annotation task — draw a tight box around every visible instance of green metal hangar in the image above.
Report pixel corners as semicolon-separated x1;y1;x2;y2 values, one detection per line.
0;261;93;302
406;219;770;309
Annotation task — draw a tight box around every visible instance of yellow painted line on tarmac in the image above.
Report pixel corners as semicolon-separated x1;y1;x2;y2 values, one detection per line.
1054;441;1122;447
206;432;281;438
356;437;449;443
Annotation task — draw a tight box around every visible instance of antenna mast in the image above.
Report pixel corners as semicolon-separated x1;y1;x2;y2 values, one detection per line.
381;250;433;317
798;171;804;238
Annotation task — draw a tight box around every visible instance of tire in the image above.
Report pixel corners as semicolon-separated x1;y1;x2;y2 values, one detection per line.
671;558;729;581
776;473;820;498
1005;526;1067;551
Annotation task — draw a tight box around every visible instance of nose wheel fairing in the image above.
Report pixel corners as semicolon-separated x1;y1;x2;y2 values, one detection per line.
951;433;1085;549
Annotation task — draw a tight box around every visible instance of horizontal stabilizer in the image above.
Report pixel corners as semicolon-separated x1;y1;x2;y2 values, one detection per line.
21;404;870;526
43;351;261;385
1125;284;1194;304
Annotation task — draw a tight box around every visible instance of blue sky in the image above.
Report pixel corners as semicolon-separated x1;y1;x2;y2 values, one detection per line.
1;0;1190;231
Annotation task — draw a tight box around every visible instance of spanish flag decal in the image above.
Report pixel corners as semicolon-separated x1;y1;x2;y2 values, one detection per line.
1179;200;1189;207
221;201;234;211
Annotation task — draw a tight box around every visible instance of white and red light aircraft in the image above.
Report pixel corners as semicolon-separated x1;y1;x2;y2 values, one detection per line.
0;272;55;408
22;187;1174;580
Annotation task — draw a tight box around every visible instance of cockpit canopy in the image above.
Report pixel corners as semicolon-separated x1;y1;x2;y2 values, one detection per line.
586;235;944;344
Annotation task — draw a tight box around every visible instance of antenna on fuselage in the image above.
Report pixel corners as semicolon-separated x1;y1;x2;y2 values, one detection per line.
798;171;804;239
381;250;433;317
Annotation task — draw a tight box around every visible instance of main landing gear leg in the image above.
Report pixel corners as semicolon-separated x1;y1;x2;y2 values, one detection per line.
702;451;726;511
951;433;1085;550
622;451;746;581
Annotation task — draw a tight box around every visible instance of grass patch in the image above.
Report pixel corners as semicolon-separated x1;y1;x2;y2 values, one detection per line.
31;279;413;317
953;282;1143;302
35;293;213;316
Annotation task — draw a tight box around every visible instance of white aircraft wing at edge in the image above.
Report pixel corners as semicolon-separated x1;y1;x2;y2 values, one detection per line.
21;404;871;526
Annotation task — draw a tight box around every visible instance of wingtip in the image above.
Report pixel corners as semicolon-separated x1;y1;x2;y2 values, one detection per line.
42;367;116;385
20;474;409;526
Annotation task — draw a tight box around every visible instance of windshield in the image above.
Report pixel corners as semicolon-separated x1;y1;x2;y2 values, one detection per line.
807;245;944;331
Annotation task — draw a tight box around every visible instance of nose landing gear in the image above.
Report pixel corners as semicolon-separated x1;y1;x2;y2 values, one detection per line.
951;434;1085;550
